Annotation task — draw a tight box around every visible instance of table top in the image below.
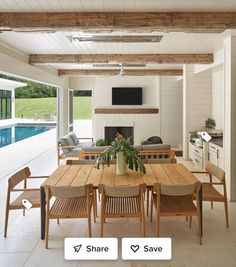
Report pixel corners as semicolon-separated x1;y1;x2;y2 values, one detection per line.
42;163;199;188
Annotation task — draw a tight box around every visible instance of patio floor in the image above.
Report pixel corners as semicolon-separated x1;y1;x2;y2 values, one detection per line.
0;153;235;267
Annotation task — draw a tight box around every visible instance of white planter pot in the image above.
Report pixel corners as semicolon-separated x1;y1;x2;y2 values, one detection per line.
116;151;126;175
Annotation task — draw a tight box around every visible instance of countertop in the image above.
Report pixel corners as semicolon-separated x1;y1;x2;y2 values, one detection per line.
209;137;223;148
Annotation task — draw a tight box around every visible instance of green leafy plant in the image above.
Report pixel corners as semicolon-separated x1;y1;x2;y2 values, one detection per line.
95;138;108;146
96;137;146;174
205;118;216;129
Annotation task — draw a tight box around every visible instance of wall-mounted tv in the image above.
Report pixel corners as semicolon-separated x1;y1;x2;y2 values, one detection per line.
112;87;142;105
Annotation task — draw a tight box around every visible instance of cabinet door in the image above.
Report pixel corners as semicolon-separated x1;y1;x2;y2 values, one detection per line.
217;147;224;170
209;150;218;166
189;143;194;160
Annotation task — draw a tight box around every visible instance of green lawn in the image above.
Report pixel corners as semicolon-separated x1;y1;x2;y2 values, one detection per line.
15;97;92;119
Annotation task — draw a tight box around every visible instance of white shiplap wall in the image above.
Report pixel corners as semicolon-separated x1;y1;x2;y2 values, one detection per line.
93;76;160;145
183;65;212;159
160;77;183;147
223;36;236;201
212;65;224;130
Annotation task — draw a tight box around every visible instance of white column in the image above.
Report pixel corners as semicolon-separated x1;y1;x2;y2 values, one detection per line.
223;36;236;201
57;77;69;138
11;89;15;119
183;65;212;159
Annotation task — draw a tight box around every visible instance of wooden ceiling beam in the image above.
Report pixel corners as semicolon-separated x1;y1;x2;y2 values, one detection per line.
1;12;236;33
58;69;183;76
30;54;213;64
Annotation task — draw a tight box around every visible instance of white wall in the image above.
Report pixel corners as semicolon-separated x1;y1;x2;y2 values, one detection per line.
160;77;183;147
183;65;212;159
212;65;224;130
223;36;236;201
93;76;160;145
94;76;159;108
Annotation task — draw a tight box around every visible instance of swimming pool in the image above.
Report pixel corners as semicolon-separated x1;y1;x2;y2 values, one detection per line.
0;124;55;148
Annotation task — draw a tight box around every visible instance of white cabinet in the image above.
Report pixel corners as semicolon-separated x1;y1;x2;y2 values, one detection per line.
209;143;224;169
189;142;208;171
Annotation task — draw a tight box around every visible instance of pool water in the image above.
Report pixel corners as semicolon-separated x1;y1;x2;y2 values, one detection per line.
0;125;55;148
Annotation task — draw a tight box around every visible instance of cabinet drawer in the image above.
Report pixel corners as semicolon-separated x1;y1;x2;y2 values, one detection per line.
193;146;202;157
209;143;218;152
193;156;203;170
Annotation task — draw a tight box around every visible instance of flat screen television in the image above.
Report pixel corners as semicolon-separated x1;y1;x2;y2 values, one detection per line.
112;87;142;105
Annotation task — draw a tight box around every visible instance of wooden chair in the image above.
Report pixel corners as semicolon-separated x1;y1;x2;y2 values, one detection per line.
99;184;146;237
151;183;202;245
138;149;177;216
45;184;94;249
4;167;48;237
191;162;229;228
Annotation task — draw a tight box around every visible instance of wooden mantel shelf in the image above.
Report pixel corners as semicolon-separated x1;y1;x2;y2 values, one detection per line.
95;108;159;114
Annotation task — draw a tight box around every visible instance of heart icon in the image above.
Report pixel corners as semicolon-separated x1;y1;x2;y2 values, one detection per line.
130;245;140;253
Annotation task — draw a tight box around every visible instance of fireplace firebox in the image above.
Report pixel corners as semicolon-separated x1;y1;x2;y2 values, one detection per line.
105;126;134;144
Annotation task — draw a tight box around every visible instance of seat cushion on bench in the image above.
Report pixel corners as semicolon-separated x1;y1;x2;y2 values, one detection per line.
65;148;82;157
141;144;171;150
81;146;110;152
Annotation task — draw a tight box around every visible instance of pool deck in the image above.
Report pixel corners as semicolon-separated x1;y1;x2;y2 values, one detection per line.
0;118;57;129
0;126;57;180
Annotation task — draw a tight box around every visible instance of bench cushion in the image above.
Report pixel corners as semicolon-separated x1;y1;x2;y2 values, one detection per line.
69;132;79;145
141;144;171;150
59;134;75;153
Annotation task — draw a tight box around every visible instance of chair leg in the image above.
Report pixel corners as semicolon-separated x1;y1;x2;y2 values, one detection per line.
4;208;9;238
45;215;49;249
142;212;146;237
156;214;160;237
146;189;150;216
23;209;25;216
57;219;59;224
211;201;214;209
150;196;153;222
224;200;229;228
189;216;192;228
100;214;104;237
186;216;188;222
88;215;92;237
197;214;202;245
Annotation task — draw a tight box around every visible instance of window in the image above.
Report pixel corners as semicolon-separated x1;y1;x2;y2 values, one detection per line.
0;90;12;120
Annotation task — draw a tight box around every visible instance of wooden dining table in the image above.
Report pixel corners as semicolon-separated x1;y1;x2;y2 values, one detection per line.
40;163;202;240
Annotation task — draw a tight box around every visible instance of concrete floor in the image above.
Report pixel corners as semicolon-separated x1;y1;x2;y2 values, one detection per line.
0;128;235;267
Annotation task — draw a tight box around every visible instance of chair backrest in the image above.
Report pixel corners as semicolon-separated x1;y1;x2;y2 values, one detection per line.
66;159;96;165
139;149;177;163
100;184;146;197
8;167;31;189
205;162;225;182
48;184;93;198
154;183;196;196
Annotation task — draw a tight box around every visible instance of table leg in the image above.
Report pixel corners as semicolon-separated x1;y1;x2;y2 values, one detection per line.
199;185;203;236
40;186;46;240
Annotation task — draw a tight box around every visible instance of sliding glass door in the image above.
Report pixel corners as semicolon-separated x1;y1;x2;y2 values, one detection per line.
0;90;12;120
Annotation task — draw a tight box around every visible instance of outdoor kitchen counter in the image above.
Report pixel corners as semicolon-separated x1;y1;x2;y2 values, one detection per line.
209;137;223;147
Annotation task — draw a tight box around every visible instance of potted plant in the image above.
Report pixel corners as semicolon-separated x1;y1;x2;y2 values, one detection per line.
205;118;216;130
95;138;108;146
96;137;146;175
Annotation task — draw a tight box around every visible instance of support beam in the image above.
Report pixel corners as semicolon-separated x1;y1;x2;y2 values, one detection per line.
58;69;183;76
30;54;213;65
1;12;236;33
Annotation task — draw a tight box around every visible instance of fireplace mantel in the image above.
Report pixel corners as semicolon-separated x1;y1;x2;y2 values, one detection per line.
95;108;159;114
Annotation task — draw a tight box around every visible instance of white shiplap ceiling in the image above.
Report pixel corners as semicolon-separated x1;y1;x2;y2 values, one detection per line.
0;0;233;72
1;0;236;12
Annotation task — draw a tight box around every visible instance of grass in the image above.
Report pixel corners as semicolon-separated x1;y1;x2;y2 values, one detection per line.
15;96;92;119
